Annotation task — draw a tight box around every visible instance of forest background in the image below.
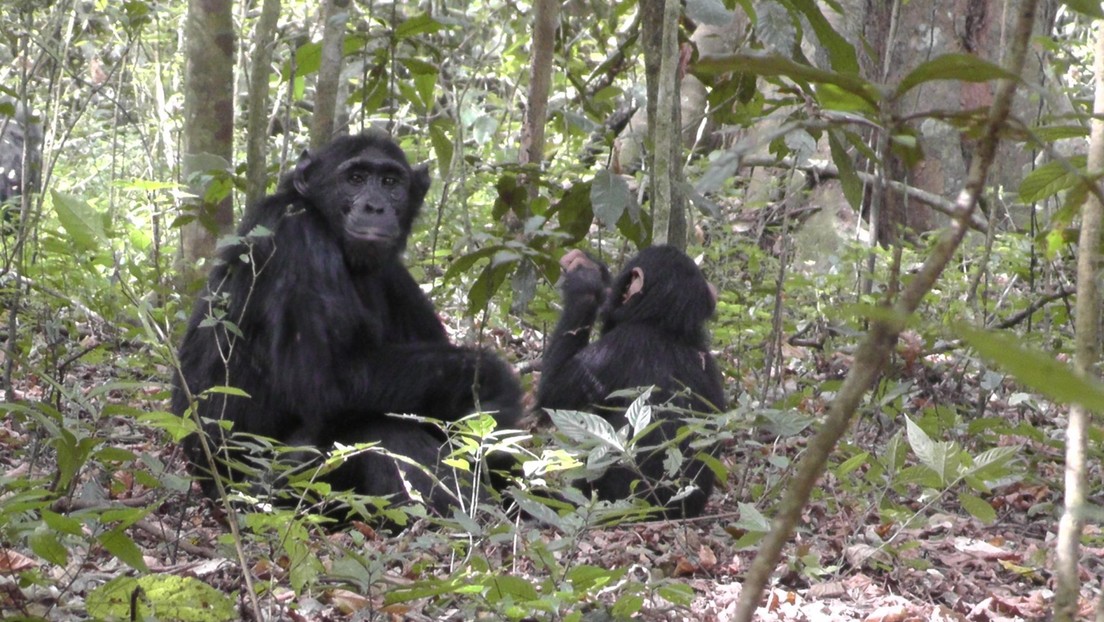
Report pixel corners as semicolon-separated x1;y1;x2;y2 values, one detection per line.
0;0;1102;620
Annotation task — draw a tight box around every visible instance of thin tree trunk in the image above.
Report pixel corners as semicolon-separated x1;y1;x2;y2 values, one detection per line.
245;0;282;207
310;0;350;148
641;0;686;248
180;0;235;287
509;0;557;316
731;1;1038;619
1053;16;1104;622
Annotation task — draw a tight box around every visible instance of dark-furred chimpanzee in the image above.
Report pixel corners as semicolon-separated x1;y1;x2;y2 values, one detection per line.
172;131;522;519
537;245;725;519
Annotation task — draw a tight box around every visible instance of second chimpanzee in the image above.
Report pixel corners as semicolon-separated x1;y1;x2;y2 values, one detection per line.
173;131;522;520
537;245;725;519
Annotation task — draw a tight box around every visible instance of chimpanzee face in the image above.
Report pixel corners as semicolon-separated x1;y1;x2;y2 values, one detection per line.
293;137;431;269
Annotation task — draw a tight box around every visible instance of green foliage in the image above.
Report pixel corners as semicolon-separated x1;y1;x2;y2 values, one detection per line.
87;575;236;622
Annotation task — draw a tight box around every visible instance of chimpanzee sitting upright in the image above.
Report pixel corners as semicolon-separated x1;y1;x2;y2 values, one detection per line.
537;245;725;519
172;131;522;519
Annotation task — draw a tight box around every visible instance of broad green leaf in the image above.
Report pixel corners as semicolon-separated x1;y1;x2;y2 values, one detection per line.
896;54;1019;97
443;245;499;283
99;528;148;571
1018;157;1085;203
695;53;880;105
836;451;870;476
905;417;957;484
566;564;626;591
657;582;696;606
547;409;625;452
958;325;1104;413
591;170;633;229
734;501;771;532
828;130;864;210
612;594;645;617
30;526;68;566
789;0;859;73
625;388;654;436
396;13;444;39
485;575;539;602
51;190;106;252
958;491;997;524
87;575;236;622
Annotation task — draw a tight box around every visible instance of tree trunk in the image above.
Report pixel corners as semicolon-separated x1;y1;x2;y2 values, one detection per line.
509;0;558;316
244;0;282;208
180;0;235;287
640;0;686;249
310;0;350;148
1053;17;1104;622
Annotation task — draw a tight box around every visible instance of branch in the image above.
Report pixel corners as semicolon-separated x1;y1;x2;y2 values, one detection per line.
731;1;1039;620
741;155;989;233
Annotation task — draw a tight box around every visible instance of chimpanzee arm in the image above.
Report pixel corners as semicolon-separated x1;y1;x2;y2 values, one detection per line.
537;250;611;410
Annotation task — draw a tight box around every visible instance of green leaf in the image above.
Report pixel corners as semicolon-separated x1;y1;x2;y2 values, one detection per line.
566;564;626;591
896;54;1019;97
99;528;148;571
51;190;106;252
733;501;771;532
957;325;1104;413
485;575;539;603
1061;0;1104;19
87;575;236;622
656;582;696;606
789;0;859;73
905;417;957;485
958;491;997;524
1018;157;1084;203
547;409;625;452
591;170;633;229
612;594;645;617
828;130;863;210
624;388;654;437
695;53;880;105
395;13;444;39
30;526;69;566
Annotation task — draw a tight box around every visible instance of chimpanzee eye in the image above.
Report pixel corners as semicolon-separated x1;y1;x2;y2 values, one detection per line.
381;175;399;187
348;171;366;185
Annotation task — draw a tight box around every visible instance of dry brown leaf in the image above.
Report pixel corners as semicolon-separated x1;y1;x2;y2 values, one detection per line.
0;549;37;574
329;588;372;615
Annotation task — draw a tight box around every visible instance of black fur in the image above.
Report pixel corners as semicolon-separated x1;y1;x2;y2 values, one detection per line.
537;245;724;519
172;131;522;518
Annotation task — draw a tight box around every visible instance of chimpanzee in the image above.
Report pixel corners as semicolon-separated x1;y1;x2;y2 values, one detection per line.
172;131;523;519
537;245;725;519
0;103;42;233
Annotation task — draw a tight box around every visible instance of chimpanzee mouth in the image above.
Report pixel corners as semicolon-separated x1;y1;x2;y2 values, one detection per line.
347;228;397;244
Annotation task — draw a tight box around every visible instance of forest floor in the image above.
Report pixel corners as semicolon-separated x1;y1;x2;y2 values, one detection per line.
1;332;1102;621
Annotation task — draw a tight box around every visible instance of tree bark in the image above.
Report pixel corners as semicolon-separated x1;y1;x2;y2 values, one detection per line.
244;0;282;207
509;0;558;316
640;0;686;248
1053;17;1104;622
310;0;350;148
180;0;236;287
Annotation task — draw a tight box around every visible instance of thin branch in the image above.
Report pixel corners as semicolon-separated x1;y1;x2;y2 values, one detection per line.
731;1;1039;620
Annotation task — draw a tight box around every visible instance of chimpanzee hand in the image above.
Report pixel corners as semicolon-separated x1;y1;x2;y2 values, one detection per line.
560;249;610;306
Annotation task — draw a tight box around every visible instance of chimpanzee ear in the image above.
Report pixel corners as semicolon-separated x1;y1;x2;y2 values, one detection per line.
410;163;432;205
292;149;313;196
624;266;645;302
